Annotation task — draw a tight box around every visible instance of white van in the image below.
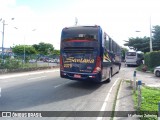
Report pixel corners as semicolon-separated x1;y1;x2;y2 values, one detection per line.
125;51;144;66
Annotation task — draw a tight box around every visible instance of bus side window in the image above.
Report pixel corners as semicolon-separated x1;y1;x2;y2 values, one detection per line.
105;35;109;50
108;52;115;61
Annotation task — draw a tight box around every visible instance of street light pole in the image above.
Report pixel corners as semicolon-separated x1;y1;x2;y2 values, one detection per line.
149;16;153;52
14;28;36;64
23;29;36;64
1;20;5;63
1;18;14;63
75;17;78;26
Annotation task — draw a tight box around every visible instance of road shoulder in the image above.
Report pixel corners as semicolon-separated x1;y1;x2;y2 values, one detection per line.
114;79;138;120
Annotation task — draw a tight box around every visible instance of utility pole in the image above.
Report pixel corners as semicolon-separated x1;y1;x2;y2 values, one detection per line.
1;18;14;63
1;20;5;64
150;16;153;52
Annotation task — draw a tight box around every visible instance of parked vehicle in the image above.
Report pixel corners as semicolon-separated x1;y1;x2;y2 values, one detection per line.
48;59;54;63
43;58;49;62
154;66;160;77
29;59;36;63
48;59;59;63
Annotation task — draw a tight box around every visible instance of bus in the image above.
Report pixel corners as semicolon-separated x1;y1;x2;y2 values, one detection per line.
125;51;144;67
60;25;121;83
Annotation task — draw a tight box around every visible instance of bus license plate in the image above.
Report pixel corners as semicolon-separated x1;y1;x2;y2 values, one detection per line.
74;74;81;78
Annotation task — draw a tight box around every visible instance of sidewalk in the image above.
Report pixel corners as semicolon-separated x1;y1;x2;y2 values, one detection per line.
0;68;59;79
136;70;160;88
114;80;137;120
122;65;160;88
114;65;160;120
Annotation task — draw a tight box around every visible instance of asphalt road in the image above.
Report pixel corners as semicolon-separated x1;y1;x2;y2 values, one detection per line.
0;66;125;120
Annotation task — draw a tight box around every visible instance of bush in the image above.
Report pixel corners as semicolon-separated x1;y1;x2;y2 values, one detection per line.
144;51;160;68
137;64;148;72
0;59;21;69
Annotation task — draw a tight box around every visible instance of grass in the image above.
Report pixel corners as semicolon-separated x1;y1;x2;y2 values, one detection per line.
133;86;160;120
125;79;131;83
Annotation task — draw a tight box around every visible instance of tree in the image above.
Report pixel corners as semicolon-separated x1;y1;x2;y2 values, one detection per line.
52;50;60;55
32;42;54;55
121;47;128;61
12;45;37;55
124;25;160;52
152;25;160;51
124;37;150;53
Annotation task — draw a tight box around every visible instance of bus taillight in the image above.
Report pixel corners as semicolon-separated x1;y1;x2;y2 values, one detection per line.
93;56;101;73
60;55;64;70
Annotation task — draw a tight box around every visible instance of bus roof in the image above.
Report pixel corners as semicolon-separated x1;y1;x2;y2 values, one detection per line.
127;50;143;54
63;25;100;29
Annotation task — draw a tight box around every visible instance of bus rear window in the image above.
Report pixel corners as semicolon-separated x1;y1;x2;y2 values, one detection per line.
126;52;136;56
61;27;98;41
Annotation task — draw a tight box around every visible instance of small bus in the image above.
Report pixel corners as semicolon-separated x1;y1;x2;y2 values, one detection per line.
125;51;144;66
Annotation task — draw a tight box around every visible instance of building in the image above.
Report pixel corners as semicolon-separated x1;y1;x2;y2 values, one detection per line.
0;47;13;55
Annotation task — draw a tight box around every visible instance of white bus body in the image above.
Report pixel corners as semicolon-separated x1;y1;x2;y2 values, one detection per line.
125;51;144;66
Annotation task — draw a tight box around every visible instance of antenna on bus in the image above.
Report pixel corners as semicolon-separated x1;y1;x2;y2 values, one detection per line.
75;17;78;26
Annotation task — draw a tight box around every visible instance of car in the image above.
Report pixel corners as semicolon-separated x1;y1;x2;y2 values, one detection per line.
48;59;54;63
154;66;160;77
43;58;49;62
29;59;36;63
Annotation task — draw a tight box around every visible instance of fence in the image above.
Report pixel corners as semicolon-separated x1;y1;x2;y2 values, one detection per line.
0;54;60;70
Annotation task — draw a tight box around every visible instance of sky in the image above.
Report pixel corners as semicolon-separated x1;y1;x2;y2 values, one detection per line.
0;0;160;50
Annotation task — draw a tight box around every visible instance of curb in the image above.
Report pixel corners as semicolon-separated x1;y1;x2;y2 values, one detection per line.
113;79;136;120
111;79;122;119
0;66;60;75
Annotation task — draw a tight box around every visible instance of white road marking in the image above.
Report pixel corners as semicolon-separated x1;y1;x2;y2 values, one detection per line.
0;69;60;79
27;76;47;80
54;81;71;88
97;78;120;120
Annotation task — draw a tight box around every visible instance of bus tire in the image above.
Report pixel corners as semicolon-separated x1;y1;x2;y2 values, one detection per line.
155;71;160;77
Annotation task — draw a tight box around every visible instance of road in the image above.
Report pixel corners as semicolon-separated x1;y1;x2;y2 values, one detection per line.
0;64;131;120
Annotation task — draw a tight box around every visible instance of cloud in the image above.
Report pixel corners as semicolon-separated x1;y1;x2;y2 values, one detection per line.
1;0;160;49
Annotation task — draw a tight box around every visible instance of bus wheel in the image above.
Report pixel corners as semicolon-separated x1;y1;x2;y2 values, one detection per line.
155;71;160;77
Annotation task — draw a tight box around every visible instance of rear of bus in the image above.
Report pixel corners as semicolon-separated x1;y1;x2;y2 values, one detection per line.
60;26;102;82
125;51;137;66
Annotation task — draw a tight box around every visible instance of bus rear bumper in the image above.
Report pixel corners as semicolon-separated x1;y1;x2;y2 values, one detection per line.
125;62;137;65
60;71;101;82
